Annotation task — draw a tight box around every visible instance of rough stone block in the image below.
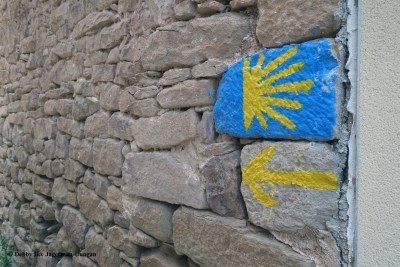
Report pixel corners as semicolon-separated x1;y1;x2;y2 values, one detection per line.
214;39;345;141
107;226;141;257
197;1;226;15
106;185;122;211
57;118;84;139
128;225;158;248
107;112;135;141
257;0;342;48
71;11;115;39
132;109;198;149
141;13;250;71
69;138;93;167
99;82;121;111
241;141;342;232
72;96;99;121
122;194;175;243
158;68;192;86
173;207;315;266
77;184;114;226
174;0;197;21
140;250;187;267
192;59;227;78
230;0;256;10
130;98;160;118
85;228;121;267
64;159;86;182
84;111;109;138
93;138;124;176
200;151;247;219
157;79;216;108
123;152;208;209
33;176;53;197
92;64;116;83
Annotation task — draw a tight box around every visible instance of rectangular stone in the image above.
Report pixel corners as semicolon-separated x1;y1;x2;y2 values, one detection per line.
57;118;84;139
156;79;216;108
123;152;208;209
93;138;124;176
240;141;343;232
132;109;198;149
173;207;315;266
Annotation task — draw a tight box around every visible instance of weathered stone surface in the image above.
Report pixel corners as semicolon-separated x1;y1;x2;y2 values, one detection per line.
87;21;127;52
122;194;175;242
72;256;98;267
55;227;79;253
69;138;93;167
85;228;121;267
131;98;160;118
93;138;124;176
34;118;57;140
94;173;110;199
157;79;215;108
123;152;207;209
71;11;115;39
200;151;246;219
57;118;84;139
230;0;256;10
192;59;227;78
64;159;86;182
132;109;198;149
72;96;99;121
141;13;250;71
272;228;341;267
158;68;192;86
140;250;187;267
52;178;68;204
197;1;226;15
92;64;116;83
107;112;135;141
33;176;53;197
130;85;161;100
107;226;141;257
99;82;121;111
128;224;158;248
20;36;36;54
84;111;110;138
256;0;342;47
173;207;315;267
106;185;122;211
241;141;342;232
77;184;114;226
174;0;197;21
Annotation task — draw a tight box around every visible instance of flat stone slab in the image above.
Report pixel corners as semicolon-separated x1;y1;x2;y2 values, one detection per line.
214;39;344;141
122;152;208;209
241;141;342;232
173;207;315;267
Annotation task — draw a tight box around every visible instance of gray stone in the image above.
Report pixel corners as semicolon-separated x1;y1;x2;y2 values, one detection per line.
271;228;341;267
115;61;141;85
240;141;342;232
114;211;130;229
132;109;198;149
71;11;116;39
197;1;226;15
128;224;158;248
141;13;250;71
122;194;175;242
56;99;74;117
191;59;227;78
230;0;256;10
256;0;342;47
57;118;84;139
123;152;208;209
33;176;53;197
86;21;127;52
200;151;247;219
140;250;187;267
72;96;99;121
20;36;35;54
52;41;74;59
157;79;216;108
92;64;116;83
174;0;197;21
72;256;97;267
84;111;110;138
69;138;93;167
64;159;86;182
94;173;110;199
173;207;315;267
56;227;79;253
106;185;122;211
107;112;135;141
52;178;68;204
131;98;160;117
55;133;70;159
30;220;52;242
132;85;161;100
77;184;114;227
99;82;121;111
85;228;121;267
107;226;141;257
57;257;73;267
158;68;192;86
34;118;57;140
93;138;124;176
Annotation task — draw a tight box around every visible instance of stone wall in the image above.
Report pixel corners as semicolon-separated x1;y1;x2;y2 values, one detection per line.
0;0;352;266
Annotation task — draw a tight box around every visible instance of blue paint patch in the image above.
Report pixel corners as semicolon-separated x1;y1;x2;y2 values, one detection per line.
214;39;340;140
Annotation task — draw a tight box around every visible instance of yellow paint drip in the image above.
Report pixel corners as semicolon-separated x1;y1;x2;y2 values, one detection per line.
242;146;339;208
243;47;314;131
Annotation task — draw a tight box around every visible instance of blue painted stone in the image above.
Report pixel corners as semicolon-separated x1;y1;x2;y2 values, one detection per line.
214;38;341;140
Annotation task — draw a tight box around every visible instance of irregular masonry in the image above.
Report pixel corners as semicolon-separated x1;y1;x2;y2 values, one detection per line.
0;0;350;267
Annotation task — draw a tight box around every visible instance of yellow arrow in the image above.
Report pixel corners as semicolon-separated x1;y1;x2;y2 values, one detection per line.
242;146;339;207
